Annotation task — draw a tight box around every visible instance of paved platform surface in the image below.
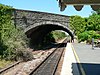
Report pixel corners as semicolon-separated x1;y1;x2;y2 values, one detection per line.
72;43;100;75
60;43;80;75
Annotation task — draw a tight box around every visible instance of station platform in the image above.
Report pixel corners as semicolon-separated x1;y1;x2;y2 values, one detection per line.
60;43;80;75
72;43;100;75
61;43;100;75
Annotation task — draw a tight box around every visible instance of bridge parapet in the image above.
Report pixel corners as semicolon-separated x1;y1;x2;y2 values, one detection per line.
13;9;69;29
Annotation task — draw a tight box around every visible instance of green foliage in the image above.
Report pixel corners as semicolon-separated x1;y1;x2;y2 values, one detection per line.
78;31;100;43
52;30;66;41
78;31;89;42
38;30;66;49
87;13;100;31
0;4;32;61
0;59;14;69
45;31;65;43
78;31;100;42
0;4;14;57
69;15;86;35
70;10;100;43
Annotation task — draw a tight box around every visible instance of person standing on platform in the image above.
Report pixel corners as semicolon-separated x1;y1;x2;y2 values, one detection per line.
92;38;94;49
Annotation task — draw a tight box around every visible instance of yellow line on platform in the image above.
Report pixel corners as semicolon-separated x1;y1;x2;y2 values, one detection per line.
71;44;86;75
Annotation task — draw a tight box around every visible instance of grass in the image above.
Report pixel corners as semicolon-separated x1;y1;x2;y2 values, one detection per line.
0;59;14;69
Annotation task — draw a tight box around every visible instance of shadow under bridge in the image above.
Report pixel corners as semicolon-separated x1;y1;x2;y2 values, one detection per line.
25;22;74;48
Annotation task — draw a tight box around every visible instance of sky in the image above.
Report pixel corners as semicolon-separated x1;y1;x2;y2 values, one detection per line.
0;0;93;17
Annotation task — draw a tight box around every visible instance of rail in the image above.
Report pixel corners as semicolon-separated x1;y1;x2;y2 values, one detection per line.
0;61;21;74
29;39;67;75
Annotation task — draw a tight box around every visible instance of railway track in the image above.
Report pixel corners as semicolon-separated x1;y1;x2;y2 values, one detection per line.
0;61;21;74
0;39;67;75
29;39;67;75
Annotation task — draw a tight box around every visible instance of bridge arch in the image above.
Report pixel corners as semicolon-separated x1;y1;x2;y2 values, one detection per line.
25;21;74;46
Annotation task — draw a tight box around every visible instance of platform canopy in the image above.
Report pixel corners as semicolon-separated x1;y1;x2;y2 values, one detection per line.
57;0;100;11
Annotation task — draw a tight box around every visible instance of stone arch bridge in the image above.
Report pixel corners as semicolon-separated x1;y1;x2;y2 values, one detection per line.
13;9;74;46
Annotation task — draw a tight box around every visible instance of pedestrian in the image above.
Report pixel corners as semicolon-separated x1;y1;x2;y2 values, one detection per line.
92;38;94;49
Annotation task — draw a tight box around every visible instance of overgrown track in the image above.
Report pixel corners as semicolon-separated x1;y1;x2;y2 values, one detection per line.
29;39;67;75
0;61;21;74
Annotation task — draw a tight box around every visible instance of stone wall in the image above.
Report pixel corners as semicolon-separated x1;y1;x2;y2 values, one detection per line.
13;9;70;30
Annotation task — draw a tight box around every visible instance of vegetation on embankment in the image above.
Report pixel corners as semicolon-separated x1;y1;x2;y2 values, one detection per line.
51;30;67;42
69;10;100;43
43;30;67;44
0;60;14;69
36;30;67;49
0;4;33;62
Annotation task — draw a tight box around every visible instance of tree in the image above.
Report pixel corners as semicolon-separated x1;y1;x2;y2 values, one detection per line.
69;15;86;36
87;13;100;31
0;4;32;61
78;31;100;43
69;11;100;43
0;4;14;56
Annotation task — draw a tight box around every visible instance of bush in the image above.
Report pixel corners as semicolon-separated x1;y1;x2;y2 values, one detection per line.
78;30;100;43
93;34;100;39
52;30;67;41
0;4;31;61
16;50;34;62
78;31;89;42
